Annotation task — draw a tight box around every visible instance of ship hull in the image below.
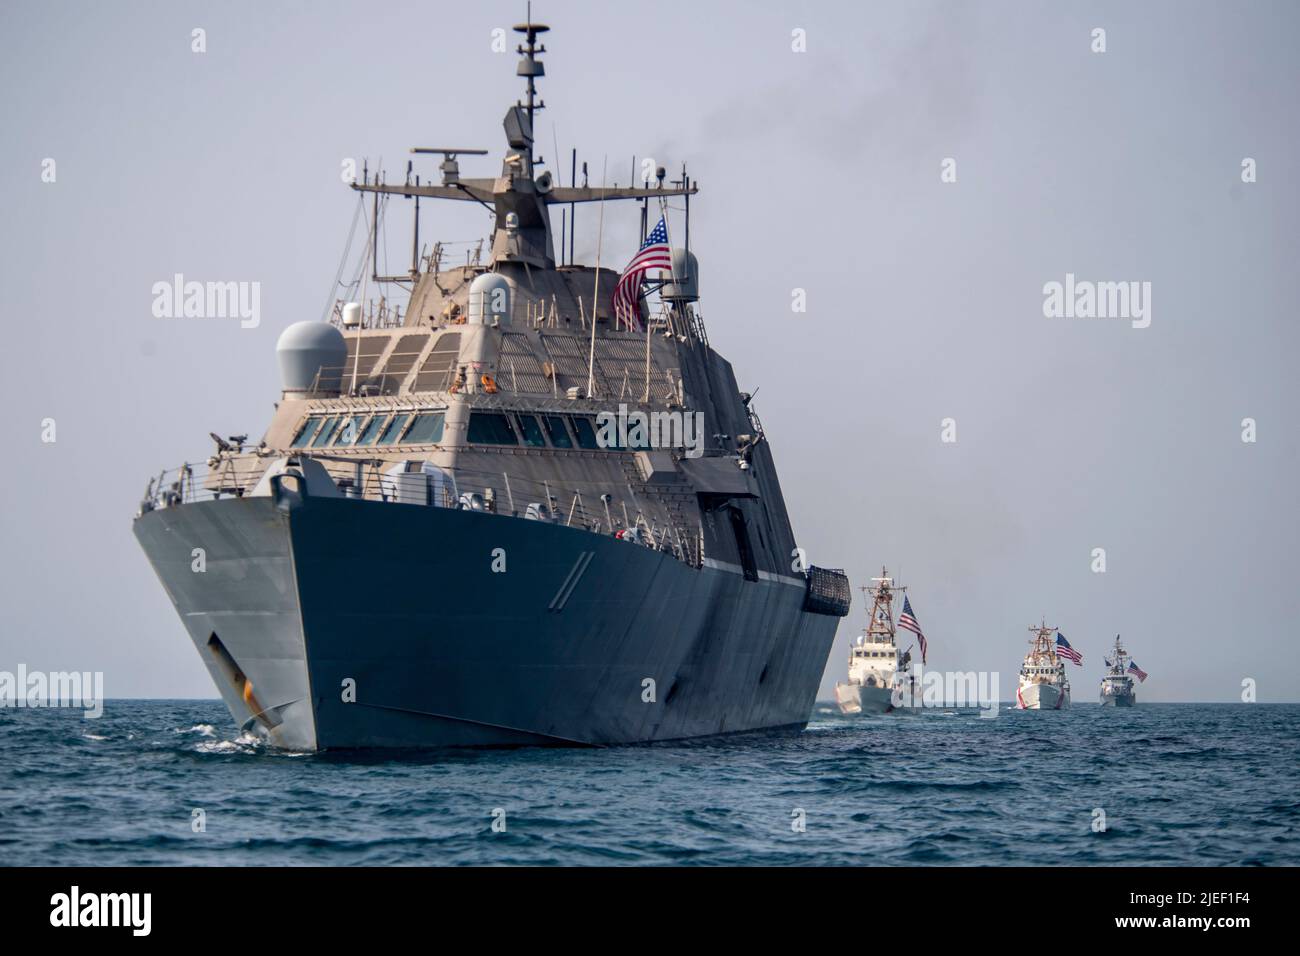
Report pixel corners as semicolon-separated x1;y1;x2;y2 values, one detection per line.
1017;682;1070;710
1101;676;1136;707
134;494;840;750
833;682;894;715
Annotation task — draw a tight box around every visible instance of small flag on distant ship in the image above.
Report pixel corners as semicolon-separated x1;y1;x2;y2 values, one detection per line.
1127;660;1148;682
1055;632;1082;665
612;216;672;332
898;596;927;664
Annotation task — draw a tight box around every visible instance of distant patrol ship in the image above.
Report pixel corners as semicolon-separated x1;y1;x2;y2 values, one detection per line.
1016;621;1078;710
1100;634;1145;707
132;17;850;750
834;570;904;714
833;569;918;714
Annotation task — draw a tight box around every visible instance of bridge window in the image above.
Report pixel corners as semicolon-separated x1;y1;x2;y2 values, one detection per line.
570;416;600;450
357;415;387;445
516;414;546;447
544;415;573;448
311;417;340;447
332;415;366;446
376;413;411;445
403;412;446;444
467;412;517;445
606;417;652;450
290;416;324;448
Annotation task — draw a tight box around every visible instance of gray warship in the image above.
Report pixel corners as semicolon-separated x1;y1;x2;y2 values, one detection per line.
1100;635;1142;707
133;18;851;750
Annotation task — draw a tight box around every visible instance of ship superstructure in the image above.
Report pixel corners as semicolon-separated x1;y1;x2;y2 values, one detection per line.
132;17;851;750
1100;634;1137;707
1016;621;1071;710
833;569;912;715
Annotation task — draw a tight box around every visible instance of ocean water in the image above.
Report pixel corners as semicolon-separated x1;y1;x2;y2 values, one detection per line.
1;700;1296;866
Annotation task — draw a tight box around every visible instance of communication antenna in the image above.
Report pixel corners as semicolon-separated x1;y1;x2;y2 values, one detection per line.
586;156;608;398
410;148;489;186
513;6;549;167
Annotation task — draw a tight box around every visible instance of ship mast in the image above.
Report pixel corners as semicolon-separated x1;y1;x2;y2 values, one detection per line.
859;566;906;646
1028;619;1057;663
515;11;546;171
1107;634;1129;675
348;19;698;276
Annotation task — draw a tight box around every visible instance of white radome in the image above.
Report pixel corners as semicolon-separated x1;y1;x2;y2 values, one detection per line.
276;321;347;396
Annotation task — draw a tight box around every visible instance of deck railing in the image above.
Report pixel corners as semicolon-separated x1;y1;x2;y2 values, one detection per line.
138;455;704;568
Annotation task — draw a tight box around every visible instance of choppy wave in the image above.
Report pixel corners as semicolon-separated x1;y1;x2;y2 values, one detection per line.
0;700;1296;865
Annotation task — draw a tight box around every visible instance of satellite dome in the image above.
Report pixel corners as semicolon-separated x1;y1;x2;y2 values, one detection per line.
660;248;699;303
468;273;513;326
276;321;347;397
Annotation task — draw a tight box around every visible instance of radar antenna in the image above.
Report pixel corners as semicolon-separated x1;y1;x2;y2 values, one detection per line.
350;13;696;271
514;6;550;167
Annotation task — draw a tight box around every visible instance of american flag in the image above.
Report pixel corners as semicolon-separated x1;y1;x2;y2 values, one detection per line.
897;595;927;664
1055;632;1082;665
612;216;672;332
1127;660;1148;683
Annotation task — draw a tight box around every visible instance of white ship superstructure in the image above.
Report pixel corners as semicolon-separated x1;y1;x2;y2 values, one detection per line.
834;569;913;715
1016;621;1071;710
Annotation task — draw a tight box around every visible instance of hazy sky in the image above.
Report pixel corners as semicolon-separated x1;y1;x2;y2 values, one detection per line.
2;0;1296;703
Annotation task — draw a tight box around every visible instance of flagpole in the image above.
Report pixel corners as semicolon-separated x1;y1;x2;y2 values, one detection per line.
647;196;679;403
643;276;653;403
586;156;608;400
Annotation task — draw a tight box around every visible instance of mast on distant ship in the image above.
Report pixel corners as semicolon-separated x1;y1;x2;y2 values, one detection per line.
1026;620;1057;663
1104;634;1130;675
858;567;905;647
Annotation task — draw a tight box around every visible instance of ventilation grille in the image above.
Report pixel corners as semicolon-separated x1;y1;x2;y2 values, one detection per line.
412;332;461;392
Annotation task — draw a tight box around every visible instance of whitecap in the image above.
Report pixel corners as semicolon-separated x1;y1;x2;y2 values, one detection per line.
192;737;255;755
175;723;218;737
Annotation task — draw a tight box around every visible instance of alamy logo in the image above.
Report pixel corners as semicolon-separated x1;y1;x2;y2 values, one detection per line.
595;403;705;459
0;665;104;718
151;273;260;328
1042;273;1151;329
49;886;151;936
890;664;999;718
